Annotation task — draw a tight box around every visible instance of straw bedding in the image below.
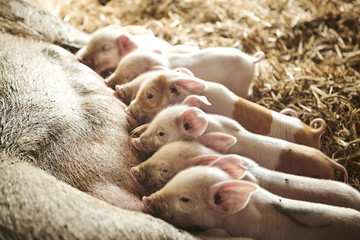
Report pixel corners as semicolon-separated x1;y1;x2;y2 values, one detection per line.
59;0;359;189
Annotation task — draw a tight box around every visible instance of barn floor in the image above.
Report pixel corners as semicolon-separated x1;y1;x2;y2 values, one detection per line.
59;0;359;189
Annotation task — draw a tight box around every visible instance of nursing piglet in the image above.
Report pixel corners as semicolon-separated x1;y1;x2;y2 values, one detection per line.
126;70;325;149
120;20;164;37
131;104;347;181
109;48;264;97
130;140;233;192
76;25;172;78
143;166;360;240
131;139;360;210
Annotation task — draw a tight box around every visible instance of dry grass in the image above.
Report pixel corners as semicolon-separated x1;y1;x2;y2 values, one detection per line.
59;0;360;189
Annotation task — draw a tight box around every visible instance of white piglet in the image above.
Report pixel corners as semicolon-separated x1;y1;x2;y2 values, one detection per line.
131;141;360;211
143;166;360;240
126;70;326;149
111;48;264;98
131;104;347;181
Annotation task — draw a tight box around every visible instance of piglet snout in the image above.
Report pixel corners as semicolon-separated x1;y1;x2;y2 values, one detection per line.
115;85;126;100
142;196;154;215
131;166;143;183
131;138;143;151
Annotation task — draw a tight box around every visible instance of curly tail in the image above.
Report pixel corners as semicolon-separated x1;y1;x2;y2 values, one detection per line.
310;118;327;137
331;159;349;183
252;51;265;63
145;20;164;38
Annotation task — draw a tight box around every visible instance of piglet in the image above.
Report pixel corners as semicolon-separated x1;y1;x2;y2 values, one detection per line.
143;166;360;240
126;70;326;149
131;104;348;181
120;20;164;38
130;139;233;192
76;25;172;78
131;139;359;210
110;48;264;98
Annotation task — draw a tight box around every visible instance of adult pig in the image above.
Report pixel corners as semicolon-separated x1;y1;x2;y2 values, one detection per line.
131;140;359;211
143;166;360;240
125;70;326;149
131;104;347;181
109;48;264;97
0;32;200;239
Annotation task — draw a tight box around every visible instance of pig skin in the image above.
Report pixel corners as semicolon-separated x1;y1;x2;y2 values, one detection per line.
144;166;360;240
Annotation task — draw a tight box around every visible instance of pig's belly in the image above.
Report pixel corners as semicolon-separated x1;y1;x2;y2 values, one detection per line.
0;33;146;210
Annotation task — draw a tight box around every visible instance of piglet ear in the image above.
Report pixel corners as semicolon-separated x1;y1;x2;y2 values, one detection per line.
117;34;138;52
172;77;207;94
210;155;250;179
179;107;208;139
209;180;257;215
190;154;222;166
197;132;236;154
183;95;211;108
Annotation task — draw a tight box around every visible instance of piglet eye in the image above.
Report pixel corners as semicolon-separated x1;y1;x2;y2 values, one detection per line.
180;197;191;203
171;87;178;94
158;131;165;136
162;169;169;173
147;93;153;99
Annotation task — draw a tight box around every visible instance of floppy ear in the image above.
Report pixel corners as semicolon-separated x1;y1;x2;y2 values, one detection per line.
209;180;257;215
179;107;208;139
117;34;138;53
183;95;211;108
171;77;207;94
190;154;222;166
210;155;250;179
197;132;236;154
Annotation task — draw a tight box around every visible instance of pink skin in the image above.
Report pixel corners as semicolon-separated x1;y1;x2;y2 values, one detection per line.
108;48;264;98
120;20;164;37
76;25;172;78
131;104;348;181
131;138;359;210
126;70;326;148
143;166;360;240
106;48;199;89
130;140;233;192
106;51;171;89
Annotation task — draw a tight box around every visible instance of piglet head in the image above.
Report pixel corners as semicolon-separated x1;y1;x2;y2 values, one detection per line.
131;160;173;193
131;105;209;154
127;71;208;124
126;74;169;123
143;166;251;229
133;140;219;193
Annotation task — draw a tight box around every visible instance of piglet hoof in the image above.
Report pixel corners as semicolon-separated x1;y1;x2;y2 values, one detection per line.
130;124;149;138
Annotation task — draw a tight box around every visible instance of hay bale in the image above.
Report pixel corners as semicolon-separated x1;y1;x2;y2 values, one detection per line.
60;0;360;189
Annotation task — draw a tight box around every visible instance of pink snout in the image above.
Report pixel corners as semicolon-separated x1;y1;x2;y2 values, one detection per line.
130;166;143;183
142;196;154;215
131;138;143;151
